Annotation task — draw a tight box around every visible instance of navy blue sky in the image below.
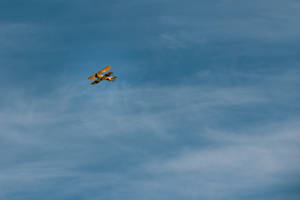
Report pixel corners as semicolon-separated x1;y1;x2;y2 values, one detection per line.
0;0;300;199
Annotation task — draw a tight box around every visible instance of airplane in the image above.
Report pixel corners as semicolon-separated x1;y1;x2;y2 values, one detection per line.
88;66;117;85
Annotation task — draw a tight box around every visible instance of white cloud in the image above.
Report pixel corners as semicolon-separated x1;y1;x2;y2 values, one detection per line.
0;77;298;199
138;121;300;199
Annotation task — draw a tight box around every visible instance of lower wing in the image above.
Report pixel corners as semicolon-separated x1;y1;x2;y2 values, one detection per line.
91;78;102;85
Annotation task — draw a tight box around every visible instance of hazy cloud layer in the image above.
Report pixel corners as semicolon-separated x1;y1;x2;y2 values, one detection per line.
1;70;300;199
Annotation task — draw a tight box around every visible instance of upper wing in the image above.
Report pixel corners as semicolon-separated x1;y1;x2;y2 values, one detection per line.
88;66;112;80
98;66;111;74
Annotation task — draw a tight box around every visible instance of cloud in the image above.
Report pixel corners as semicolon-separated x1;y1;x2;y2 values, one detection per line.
0;78;273;199
0;71;299;199
138;120;300;200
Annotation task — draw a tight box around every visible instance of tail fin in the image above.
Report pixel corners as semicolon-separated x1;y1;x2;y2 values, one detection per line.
106;76;117;82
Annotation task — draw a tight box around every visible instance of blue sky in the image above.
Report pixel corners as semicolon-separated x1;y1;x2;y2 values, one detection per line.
0;0;300;199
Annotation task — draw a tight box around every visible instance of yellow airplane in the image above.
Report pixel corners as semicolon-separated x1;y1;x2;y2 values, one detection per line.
88;66;117;85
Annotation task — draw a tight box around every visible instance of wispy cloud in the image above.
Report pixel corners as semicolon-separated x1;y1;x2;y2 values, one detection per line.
0;69;299;199
137;120;300;199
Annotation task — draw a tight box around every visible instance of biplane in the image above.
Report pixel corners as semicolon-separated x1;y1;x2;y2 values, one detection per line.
88;66;117;85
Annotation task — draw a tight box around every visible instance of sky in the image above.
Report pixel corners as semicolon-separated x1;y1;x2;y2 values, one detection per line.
0;0;300;199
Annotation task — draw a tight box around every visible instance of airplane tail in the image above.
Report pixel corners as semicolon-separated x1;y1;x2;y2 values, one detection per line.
104;71;114;77
106;76;117;82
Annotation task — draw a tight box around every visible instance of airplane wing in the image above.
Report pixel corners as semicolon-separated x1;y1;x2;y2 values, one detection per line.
88;74;97;80
88;66;112;80
91;78;103;85
98;66;111;74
